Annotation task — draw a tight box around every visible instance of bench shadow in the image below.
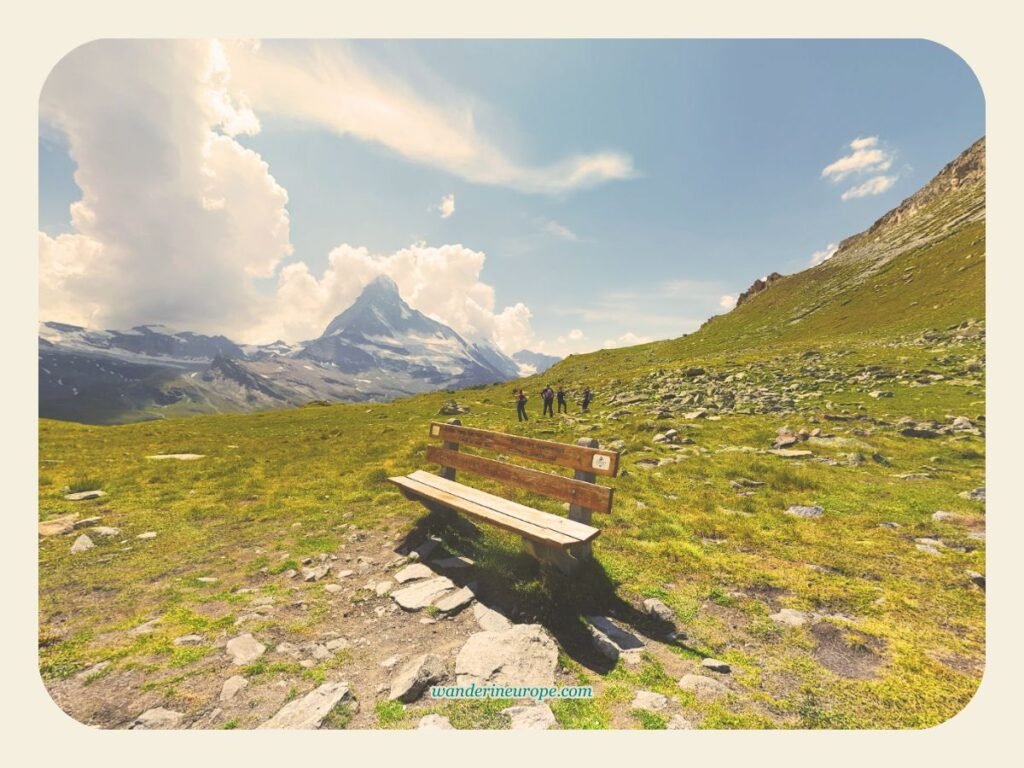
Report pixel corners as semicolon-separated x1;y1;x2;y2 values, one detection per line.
395;515;705;676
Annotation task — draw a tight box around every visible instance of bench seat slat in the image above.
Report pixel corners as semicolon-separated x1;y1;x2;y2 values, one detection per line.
425;445;613;513
389;471;600;548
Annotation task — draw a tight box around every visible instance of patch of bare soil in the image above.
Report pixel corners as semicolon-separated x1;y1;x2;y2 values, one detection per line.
810;622;886;679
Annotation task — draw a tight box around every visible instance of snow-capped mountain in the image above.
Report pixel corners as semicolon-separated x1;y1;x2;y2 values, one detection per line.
512;349;562;375
39;276;523;424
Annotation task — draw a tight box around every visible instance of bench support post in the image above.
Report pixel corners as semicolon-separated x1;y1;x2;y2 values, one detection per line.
567;437;599;562
521;539;582;574
438;418;461;481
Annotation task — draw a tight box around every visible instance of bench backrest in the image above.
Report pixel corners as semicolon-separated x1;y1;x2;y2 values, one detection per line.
426;421;619;515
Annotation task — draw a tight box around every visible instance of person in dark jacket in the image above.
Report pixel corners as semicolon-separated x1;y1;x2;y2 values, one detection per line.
542;385;555;417
516;389;529;421
581;386;592;412
556;387;567;413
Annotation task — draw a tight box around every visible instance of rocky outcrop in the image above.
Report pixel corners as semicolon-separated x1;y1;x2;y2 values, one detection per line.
735;272;784;308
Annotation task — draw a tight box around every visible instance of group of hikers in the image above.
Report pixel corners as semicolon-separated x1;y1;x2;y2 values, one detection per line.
513;384;592;421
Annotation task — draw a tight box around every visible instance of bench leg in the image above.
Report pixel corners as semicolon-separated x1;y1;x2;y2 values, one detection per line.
521;539;582;575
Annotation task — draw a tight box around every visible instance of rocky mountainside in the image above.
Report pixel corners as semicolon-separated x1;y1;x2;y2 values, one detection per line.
39;277;522;424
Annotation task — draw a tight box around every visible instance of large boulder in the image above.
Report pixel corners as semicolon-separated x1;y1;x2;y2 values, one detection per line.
455;625;558;687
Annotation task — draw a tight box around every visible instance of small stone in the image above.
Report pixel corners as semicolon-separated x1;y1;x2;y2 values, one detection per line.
785;505;823;519
701;658;731;673
70;534;95;554
585;615;645;661
226;633;266;665
301;564;331;582
75;661;110;681
960;487;986;502
335;569;354;578
130;707;183;729
173;634;203;646
325;638;350;652
64;490;106;501
642;598;675;623
38;514;78;537
916;543;942;555
631;690;668;711
324;584;343;594
389;654;447;703
258;682;352;729
196;576;219;584
678;674;728;699
220;675;248;702
433;585;476;614
768;449;813;458
966;570;985;589
418;714;453;730
91;526;121;537
136;531;157;540
473;602;512;632
74;516;102;529
130;618;161;635
667;714;694;729
391;576;455;611
502;704;557;730
770;608;809;627
394;563;435;583
374;580;395;597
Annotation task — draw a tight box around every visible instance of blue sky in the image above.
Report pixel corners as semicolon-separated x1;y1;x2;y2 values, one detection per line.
39;39;983;355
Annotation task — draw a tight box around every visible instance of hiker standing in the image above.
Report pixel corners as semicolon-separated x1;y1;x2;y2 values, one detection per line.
542;384;555;417
556;387;567;413
581;386;592;413
516;389;529;422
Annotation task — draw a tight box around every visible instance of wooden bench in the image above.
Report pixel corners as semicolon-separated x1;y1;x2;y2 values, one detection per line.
389;420;620;573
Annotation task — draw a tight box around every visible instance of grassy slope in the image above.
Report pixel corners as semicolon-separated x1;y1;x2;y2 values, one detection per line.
38;186;985;730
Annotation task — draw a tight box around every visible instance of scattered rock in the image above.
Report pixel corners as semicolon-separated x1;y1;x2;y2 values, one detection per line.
473;602;512;632
146;454;205;460
785;505;823;519
374;580;394;597
389;653;447;703
932;511;961;523
642;597;675;623
960;487;985;502
966;570;985;589
434;585;476;614
70;534;95;554
455;625;558;686
585;615;645;661
391;576;455;611
418;714;454;730
768;449;813;458
324;584;343;594
130;618;161;635
394;563;435;583
75;661;110;681
701;658;731;673
220;675;248;702
39;514;78;537
136;531;157;540
900;427;939;438
91;526;121;537
667;714;695;729
678;674;728;699
258;682;352;729
770;608;810;627
631;690;668;711
502;704;557;730
173;634;203;646
64;490;106;501
226;633;266;665
301;563;331;582
130;707;184;729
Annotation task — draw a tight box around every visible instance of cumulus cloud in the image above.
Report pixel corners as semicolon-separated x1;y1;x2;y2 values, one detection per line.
251;242;535;354
840;175;897;201
822;136;899;201
437;193;455;219
39;39;292;336
809;242;839;266
602;331;650;349
543;219;579;242
719;294;737;310
221;40;635;195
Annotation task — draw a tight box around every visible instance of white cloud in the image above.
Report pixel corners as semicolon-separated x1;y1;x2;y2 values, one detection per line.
840;175;897;201
252;241;535;354
602;332;651;349
821;136;893;182
220;40;635;195
719;294;737;310
437;193;455;219
40;40;292;337
810;242;839;266
543;219;579;242
567;328;584;341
